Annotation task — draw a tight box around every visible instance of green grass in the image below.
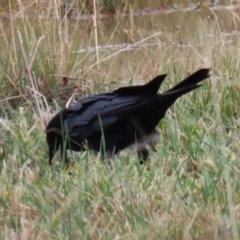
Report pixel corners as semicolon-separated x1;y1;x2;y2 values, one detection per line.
1;1;240;239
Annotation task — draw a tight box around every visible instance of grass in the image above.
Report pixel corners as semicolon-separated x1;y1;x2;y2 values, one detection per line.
1;0;240;239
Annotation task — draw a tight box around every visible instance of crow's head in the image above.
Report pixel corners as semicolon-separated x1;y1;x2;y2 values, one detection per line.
46;109;67;165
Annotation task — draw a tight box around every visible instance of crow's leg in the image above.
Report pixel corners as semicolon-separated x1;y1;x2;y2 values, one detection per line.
137;137;158;164
49;147;55;165
130;118;150;164
137;148;149;164
136;129;159;164
148;129;159;152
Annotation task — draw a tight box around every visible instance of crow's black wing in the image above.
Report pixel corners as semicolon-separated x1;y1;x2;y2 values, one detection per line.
64;93;150;137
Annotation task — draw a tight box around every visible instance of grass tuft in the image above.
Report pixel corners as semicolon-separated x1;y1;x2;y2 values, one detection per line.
0;0;240;239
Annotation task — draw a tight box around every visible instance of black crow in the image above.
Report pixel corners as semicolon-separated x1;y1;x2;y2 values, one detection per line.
46;69;210;165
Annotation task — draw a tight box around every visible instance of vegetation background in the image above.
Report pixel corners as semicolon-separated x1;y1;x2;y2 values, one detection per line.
0;0;240;239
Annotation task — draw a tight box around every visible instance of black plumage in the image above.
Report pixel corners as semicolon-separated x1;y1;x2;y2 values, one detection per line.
46;69;210;165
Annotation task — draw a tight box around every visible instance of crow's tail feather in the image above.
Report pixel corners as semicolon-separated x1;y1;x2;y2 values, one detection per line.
159;84;202;104
167;68;210;93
